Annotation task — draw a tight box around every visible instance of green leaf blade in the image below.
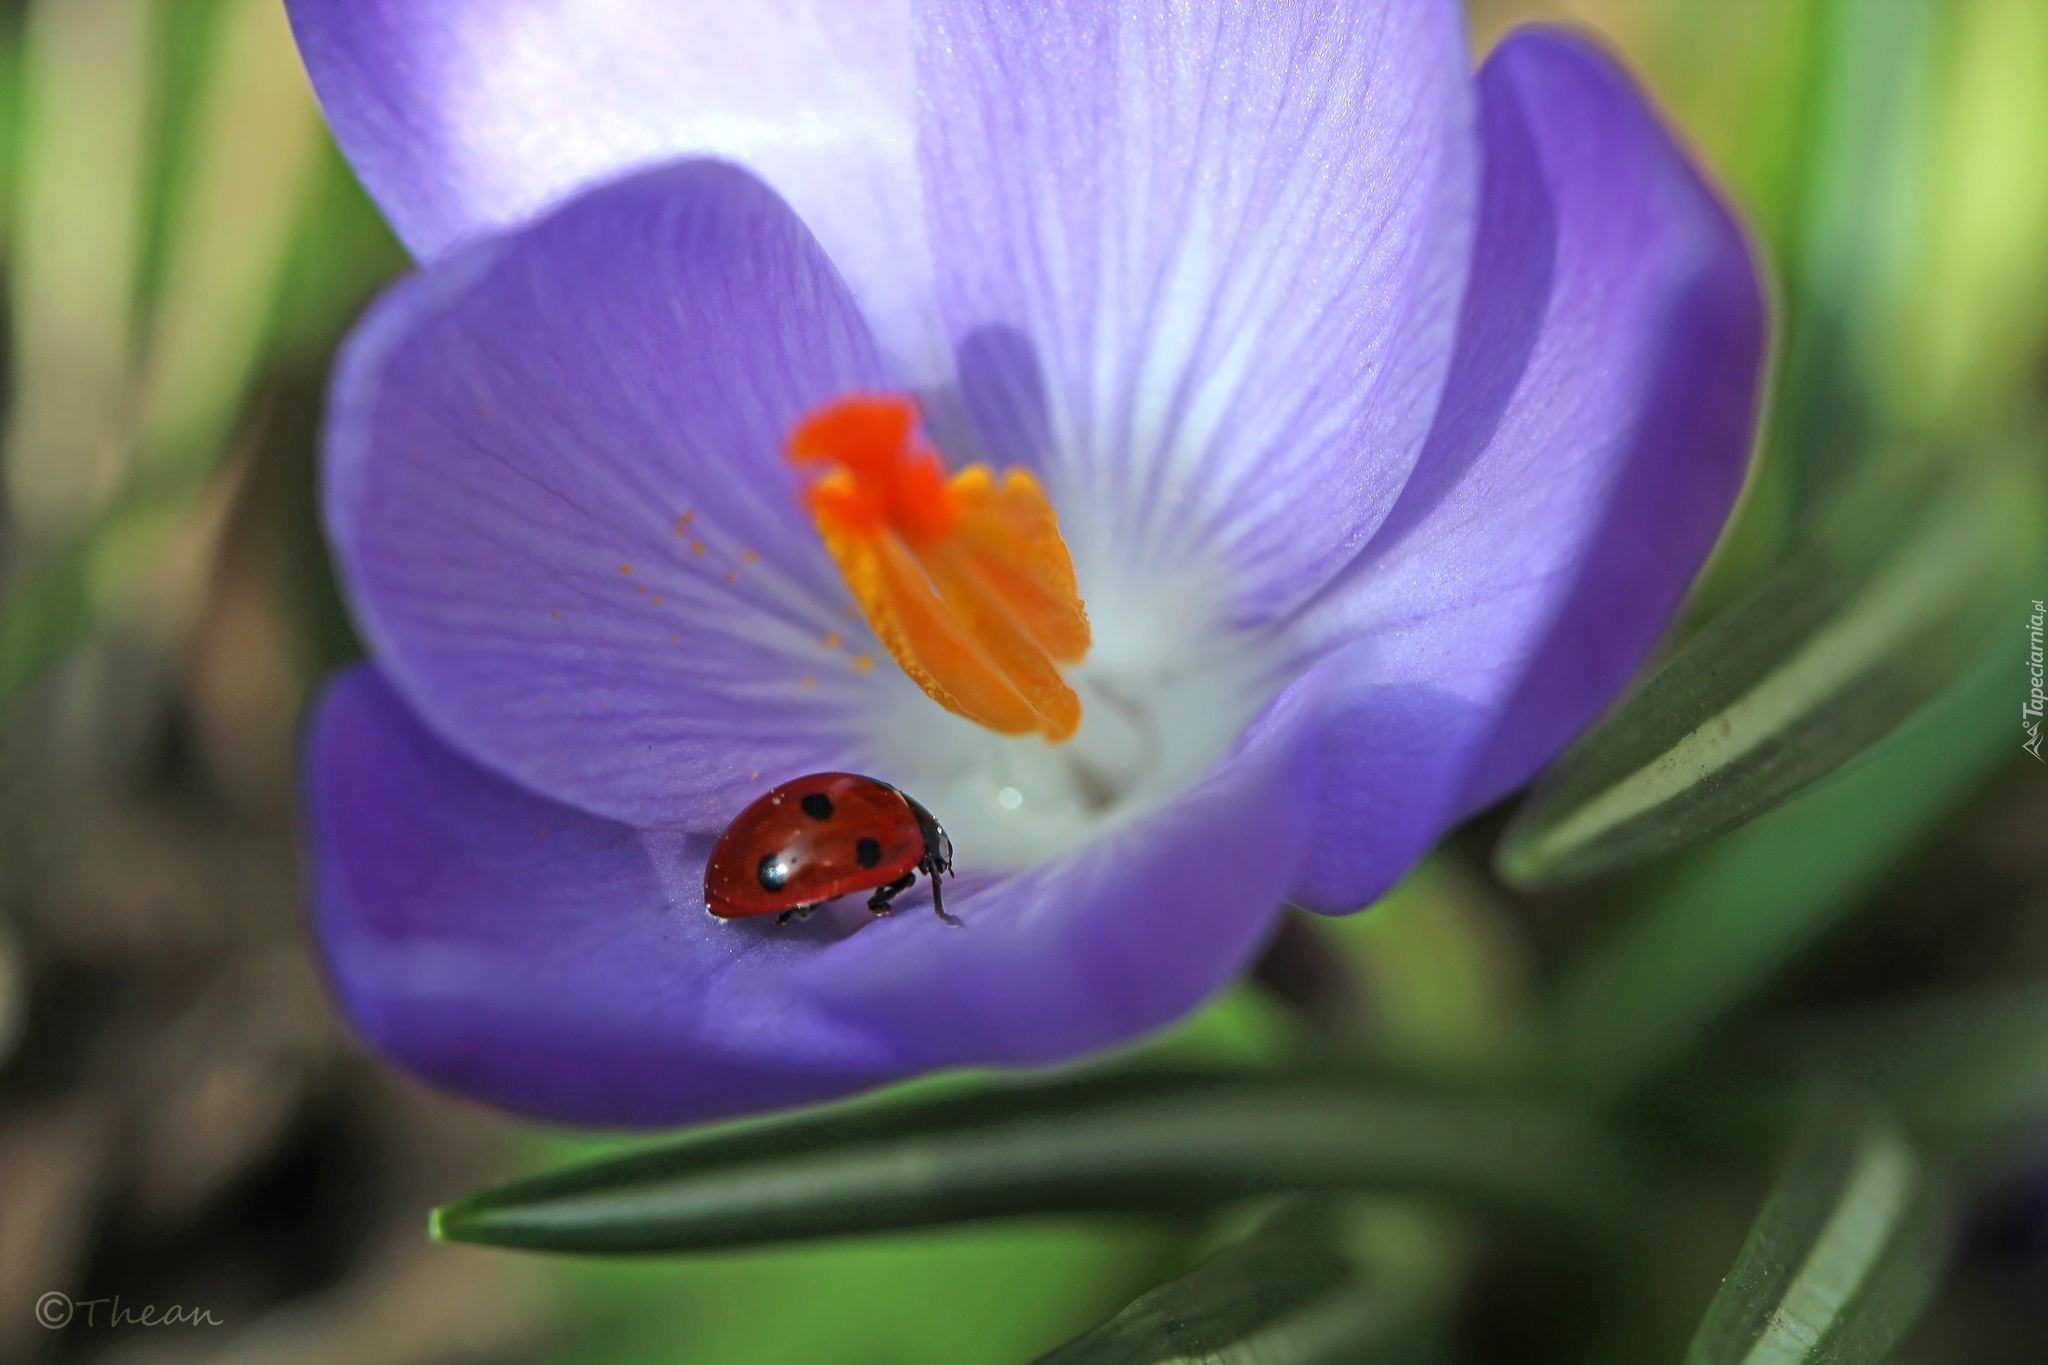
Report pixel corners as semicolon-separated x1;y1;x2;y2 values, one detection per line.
1784;985;2048;1143
1546;618;2031;1100
1684;1104;1947;1365
1033;1201;1456;1365
430;1070;1640;1257
1498;459;2040;889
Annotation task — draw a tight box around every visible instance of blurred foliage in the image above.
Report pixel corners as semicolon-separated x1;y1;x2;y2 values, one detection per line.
0;1;2044;1364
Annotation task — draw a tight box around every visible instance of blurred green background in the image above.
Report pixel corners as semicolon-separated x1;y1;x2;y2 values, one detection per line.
0;1;2042;1362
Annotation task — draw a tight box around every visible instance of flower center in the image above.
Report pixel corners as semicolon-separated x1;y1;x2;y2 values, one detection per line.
788;394;1091;742
863;558;1274;871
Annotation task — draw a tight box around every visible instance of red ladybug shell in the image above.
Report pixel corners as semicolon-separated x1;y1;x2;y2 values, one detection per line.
703;773;955;922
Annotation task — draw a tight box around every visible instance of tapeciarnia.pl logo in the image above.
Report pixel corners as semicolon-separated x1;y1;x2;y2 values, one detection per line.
2025;598;2045;761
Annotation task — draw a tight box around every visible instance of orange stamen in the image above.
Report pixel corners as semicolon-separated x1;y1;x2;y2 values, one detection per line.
787;394;1090;742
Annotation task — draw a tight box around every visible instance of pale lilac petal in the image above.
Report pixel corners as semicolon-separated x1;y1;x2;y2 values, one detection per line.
921;0;1477;619
326;160;906;830
308;667;1319;1126
1286;29;1765;911
290;0;1481;609
283;0;948;377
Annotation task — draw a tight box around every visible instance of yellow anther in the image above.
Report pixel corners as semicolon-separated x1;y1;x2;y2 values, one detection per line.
788;394;1090;741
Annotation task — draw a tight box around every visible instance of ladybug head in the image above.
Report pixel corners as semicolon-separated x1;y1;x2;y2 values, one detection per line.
903;793;953;875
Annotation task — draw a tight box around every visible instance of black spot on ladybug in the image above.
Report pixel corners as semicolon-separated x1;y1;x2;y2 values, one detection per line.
855;837;883;869
800;792;834;821
757;853;791;892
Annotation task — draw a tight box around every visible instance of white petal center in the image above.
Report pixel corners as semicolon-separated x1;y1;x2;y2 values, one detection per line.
860;550;1275;870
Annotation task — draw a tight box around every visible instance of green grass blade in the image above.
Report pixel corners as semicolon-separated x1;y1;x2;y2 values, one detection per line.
0;0;323;706
1032;1201;1457;1365
430;1070;1640;1256
1497;459;2039;889
1683;1104;1946;1365
1547;628;2024;1102
1769;0;1935;511
5;0;155;539
132;0;321;471
1783;986;2048;1142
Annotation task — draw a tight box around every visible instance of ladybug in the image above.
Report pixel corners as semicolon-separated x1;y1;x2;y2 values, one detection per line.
704;773;959;927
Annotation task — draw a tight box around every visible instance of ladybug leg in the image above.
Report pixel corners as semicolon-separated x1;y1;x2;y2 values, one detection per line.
866;873;916;916
775;904;817;926
922;858;963;928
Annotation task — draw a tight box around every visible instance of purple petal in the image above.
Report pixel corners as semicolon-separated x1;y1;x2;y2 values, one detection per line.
792;674;1325;1072
1287;29;1765;911
283;0;948;375
307;666;1320;1126
1451;32;1766;810
1287;647;1496;915
307;667;896;1126
922;0;1478;620
326;160;903;830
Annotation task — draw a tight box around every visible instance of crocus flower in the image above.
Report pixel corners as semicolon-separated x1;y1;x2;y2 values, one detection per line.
291;1;1764;1126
